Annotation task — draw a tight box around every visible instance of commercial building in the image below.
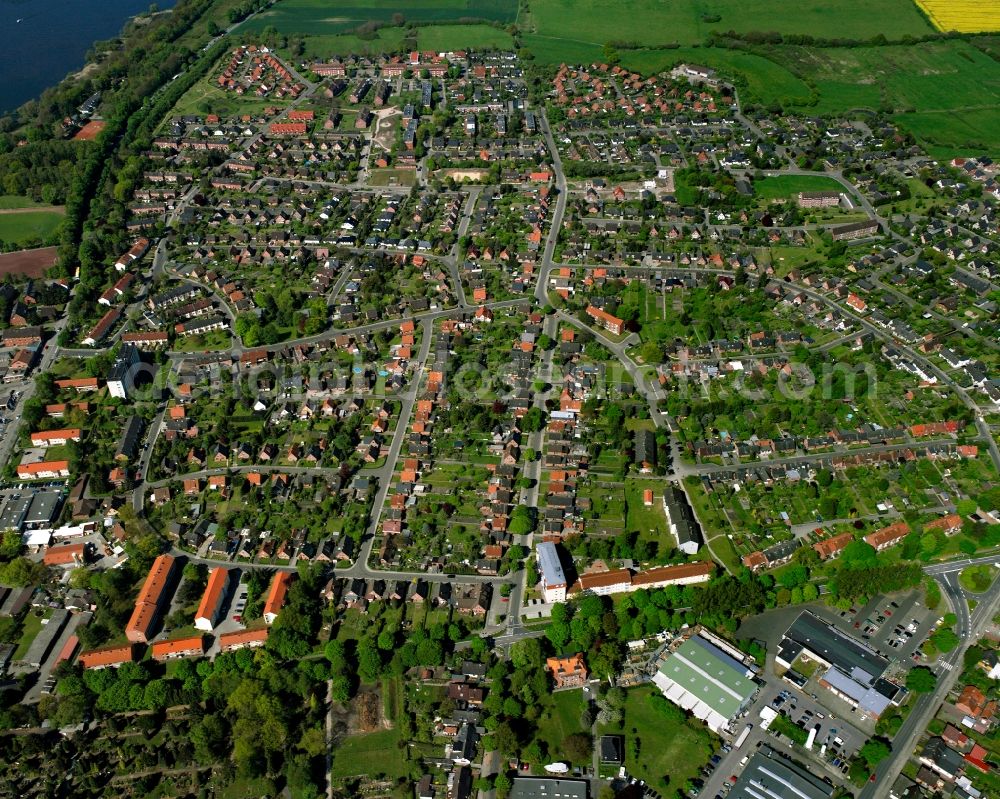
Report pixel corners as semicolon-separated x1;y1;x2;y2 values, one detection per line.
23;491;63;529
125;554;176;643
194;567;230;631
653;631;758;733
43;543;87;567
0;496;31;532
775;611;899;718
509;778;588;799
536;541;567;602
729;746;834;799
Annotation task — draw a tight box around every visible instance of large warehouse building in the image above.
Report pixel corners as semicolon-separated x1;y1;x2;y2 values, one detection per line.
776;611;902;718
730;746;834;799
653;631;759;733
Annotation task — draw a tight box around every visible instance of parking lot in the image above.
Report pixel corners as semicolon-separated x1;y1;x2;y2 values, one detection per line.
827;590;938;665
696;667;867;799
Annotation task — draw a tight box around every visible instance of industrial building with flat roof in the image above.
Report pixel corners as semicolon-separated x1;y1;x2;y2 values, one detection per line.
509;777;588;799
729;746;834;799
653;632;759;733
776;611;898;718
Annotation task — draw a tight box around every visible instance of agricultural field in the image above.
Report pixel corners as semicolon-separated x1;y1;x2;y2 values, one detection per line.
526;0;932;49
0;246;59;278
0;210;64;247
780;41;1000;115
916;0;1000;33
238;0;517;36
767;40;1000;153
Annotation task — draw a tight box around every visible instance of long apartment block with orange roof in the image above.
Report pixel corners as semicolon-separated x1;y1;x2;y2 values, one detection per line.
125;554;177;643
194;567;231;632
150;635;207;661
79;644;138;670
263;571;293;624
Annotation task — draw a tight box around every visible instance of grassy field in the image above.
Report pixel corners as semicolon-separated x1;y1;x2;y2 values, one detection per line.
0;195;52;210
287;23;511;60
418;22;513;50
916;0;1000;33
239;0;517;36
603;684;715;790
167;70;286;119
754;174;845;199
0;211;64;246
330;728;407;780
536;689;588;758
624;479;669;539
527;0;933;49
896;108;1000;157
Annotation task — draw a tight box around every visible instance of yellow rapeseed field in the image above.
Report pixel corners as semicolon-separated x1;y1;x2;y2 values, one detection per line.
915;0;1000;32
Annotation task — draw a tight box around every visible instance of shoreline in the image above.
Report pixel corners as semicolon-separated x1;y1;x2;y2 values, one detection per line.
2;4;176;117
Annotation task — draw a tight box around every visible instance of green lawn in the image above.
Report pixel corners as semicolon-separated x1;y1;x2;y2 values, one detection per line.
12;611;45;660
754;174;845;200
330;728;408;780
0;211;64;246
959;565;998;593
605;685;715;791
